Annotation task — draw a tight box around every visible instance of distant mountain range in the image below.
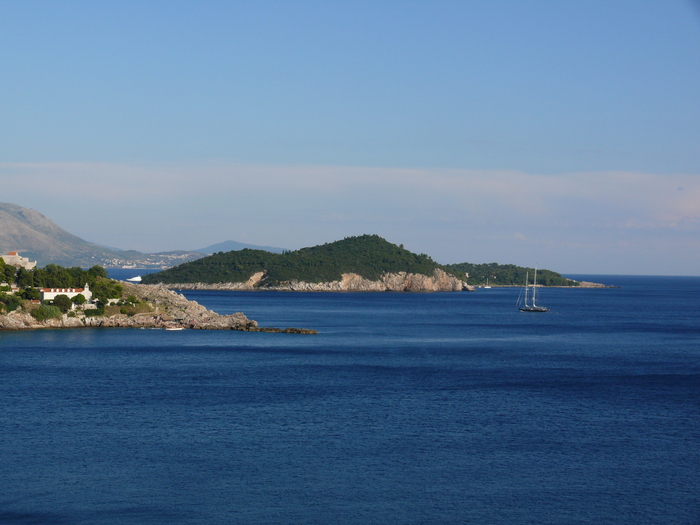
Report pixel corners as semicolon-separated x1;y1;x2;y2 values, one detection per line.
195;240;285;254
0;203;283;268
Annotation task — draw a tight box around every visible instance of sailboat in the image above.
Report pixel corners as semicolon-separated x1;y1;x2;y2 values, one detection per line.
518;268;550;312
483;278;491;289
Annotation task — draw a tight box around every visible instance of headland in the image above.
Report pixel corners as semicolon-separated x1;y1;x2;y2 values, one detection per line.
0;282;317;334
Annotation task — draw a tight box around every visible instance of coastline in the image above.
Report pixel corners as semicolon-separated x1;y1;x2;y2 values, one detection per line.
475;280;610;288
159;279;609;291
0;282;317;334
149;269;473;292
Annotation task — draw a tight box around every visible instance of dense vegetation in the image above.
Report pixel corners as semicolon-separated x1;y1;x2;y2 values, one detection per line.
0;291;22;312
0;260;124;312
30;304;63;321
444;262;578;286
143;235;446;285
142;234;577;288
1;260;108;288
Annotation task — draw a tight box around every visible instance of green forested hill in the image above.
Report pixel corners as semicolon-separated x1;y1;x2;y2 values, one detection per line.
443;262;578;286
142;235;446;285
142;234;578;287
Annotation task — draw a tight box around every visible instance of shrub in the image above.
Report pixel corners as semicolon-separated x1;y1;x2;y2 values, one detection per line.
31;305;63;322
84;302;105;317
52;294;73;313
19;287;40;301
0;292;22;312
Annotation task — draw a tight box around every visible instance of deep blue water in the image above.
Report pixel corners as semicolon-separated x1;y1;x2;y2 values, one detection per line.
1;276;699;524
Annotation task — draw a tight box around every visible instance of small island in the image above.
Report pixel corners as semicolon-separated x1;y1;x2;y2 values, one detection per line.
141;234;584;291
0;258;315;333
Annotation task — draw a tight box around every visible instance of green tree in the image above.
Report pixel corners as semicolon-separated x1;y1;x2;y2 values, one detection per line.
71;293;87;305
0;292;21;312
41;264;74;287
4;265;16;284
52;294;73;313
91;279;123;303
19;287;40;301
16;267;33;287
88;265;108;280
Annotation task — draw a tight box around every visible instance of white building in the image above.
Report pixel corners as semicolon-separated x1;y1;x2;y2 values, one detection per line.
39;283;92;302
1;251;37;270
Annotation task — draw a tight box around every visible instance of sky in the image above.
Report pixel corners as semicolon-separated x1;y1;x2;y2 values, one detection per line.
1;0;699;275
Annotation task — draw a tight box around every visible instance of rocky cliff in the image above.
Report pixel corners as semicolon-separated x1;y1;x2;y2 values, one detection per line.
0;282;316;333
164;269;473;292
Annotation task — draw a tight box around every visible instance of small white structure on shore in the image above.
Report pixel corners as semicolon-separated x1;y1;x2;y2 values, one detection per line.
39;283;92;302
1;251;37;270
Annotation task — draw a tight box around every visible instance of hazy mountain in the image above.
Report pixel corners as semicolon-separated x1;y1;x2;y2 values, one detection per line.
196;240;286;254
0;202;204;268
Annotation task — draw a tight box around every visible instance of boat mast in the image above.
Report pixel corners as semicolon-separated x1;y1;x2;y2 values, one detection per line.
524;271;529;307
532;267;538;307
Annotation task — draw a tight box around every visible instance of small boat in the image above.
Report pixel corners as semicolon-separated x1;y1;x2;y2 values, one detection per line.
518;268;549;312
126;276;142;282
165;326;185;331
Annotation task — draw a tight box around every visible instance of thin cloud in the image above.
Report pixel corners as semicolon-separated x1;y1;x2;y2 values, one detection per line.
1;161;699;273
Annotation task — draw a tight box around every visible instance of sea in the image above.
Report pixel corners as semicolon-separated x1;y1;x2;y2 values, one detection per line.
1;274;699;525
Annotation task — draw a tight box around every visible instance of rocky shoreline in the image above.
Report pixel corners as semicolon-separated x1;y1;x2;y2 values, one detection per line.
154;271;609;291
161;269;474;293
0;282;317;334
571;281;611;288
474;280;610;288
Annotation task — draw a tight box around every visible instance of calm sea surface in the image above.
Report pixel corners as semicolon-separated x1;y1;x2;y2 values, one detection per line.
1;275;699;524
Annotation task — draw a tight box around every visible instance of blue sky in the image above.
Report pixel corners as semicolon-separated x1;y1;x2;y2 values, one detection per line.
1;1;699;274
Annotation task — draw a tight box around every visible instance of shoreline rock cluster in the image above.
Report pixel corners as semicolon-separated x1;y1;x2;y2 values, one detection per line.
0;282;317;334
573;281;610;288
163;269;474;293
478;280;609;288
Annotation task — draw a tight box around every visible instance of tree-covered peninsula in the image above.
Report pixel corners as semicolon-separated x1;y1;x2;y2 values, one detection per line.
444;262;578;287
141;234;578;289
142;235;447;286
0;260;266;331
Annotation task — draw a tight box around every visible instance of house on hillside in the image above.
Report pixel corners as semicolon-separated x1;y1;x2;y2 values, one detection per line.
1;251;37;270
39;284;92;303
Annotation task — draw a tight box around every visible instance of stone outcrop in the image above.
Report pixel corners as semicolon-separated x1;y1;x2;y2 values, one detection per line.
165;269;474;293
0;282;317;333
574;281;609;288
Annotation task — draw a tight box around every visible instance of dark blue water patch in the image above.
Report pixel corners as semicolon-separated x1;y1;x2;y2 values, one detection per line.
1;276;699;524
0;510;74;525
